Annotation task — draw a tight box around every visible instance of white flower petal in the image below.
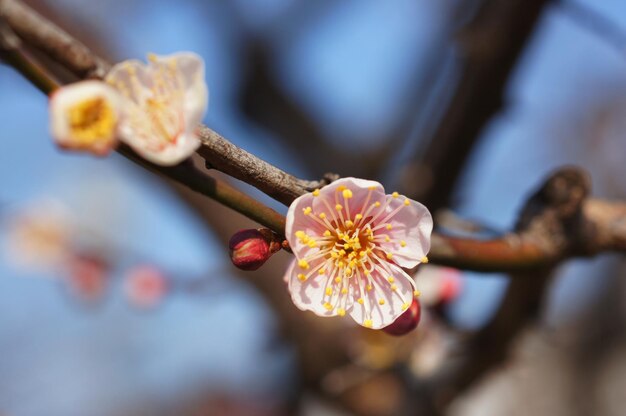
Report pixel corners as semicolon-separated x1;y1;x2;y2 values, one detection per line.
103;52;209;166
348;261;416;329
49;80;123;156
377;195;433;268
287;258;349;317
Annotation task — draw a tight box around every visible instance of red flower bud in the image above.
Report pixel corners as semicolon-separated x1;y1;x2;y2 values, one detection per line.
383;298;421;336
229;229;281;271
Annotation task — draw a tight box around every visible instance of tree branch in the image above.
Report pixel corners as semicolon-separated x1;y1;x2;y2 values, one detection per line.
2;1;626;274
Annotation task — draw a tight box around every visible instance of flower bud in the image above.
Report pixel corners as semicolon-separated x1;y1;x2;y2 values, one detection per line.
382;298;421;336
124;264;168;308
229;228;282;271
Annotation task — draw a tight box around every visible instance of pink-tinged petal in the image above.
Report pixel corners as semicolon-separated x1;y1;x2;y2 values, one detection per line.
149;52;208;133
377;195;433;269
317;177;386;216
287;258;347;317
348;262;416;329
49;80;123;156
104;60;153;105
123;130;200;166
285;192;327;259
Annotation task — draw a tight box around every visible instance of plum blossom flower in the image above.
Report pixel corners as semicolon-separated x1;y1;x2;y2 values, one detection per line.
49;80;123;156
284;177;433;329
105;52;208;166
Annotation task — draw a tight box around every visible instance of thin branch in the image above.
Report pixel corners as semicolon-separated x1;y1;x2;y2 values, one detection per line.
2;0;626;274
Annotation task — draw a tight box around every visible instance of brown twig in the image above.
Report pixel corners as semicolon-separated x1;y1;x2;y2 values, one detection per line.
2;1;626;274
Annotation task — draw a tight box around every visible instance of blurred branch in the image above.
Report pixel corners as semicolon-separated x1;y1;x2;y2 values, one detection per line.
412;168;591;414
560;0;626;56
405;0;553;211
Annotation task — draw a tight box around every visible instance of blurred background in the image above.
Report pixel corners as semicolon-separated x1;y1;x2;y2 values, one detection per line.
1;0;626;415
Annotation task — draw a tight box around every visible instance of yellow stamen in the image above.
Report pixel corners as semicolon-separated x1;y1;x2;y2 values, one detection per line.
374;201;381;207
363;319;373;328
404;199;410;206
390;284;398;291
342;189;353;199
357;298;364;305
386;224;393;230
355;214;363;220
386;252;393;260
387;277;395;283
297;274;307;281
303;207;312;215
298;259;310;269
323;230;332;237
312;189;320;197
378;298;386;305
334;276;342;283
413;290;421;297
66;97;117;144
319;269;326;275
401;303;410;311
325;287;333;296
337;308;346;316
324;302;333;311
400;240;407;247
341;287;348;294
421;256;429;264
335;204;343;211
392;192;399;198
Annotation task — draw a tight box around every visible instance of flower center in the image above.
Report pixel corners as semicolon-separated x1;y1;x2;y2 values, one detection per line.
66;97;116;143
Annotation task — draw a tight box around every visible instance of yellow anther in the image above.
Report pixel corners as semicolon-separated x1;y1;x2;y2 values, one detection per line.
355;214;363;220
374;201;381;207
366;284;373;291
363;319;373;328
401;303;410;311
386;224;393;230
342;189;353;199
341;287;348;294
319;213;326;219
357;298;364;305
414;290;421;297
387;277;395;284
345;220;354;228
295;230;305;238
390;284;398;291
368;186;377;190
308;240;317;248
297;274;307;281
338;308;346;316
324;302;333;311
386;252;393;260
378;299;386;305
298;259;310;269
319;269;326;275
66;97;117;143
303;207;312;215
335;276;342;283
385;236;391;242
400;240;407;247
392;192;399;198
147;53;158;62
359;251;366;258
421;256;429;264
368;235;375;241
312;189;320;197
337;185;346;191
335;204;343;211
325;287;333;296
363;269;370;276
404;199;410;206
323;230;332;237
